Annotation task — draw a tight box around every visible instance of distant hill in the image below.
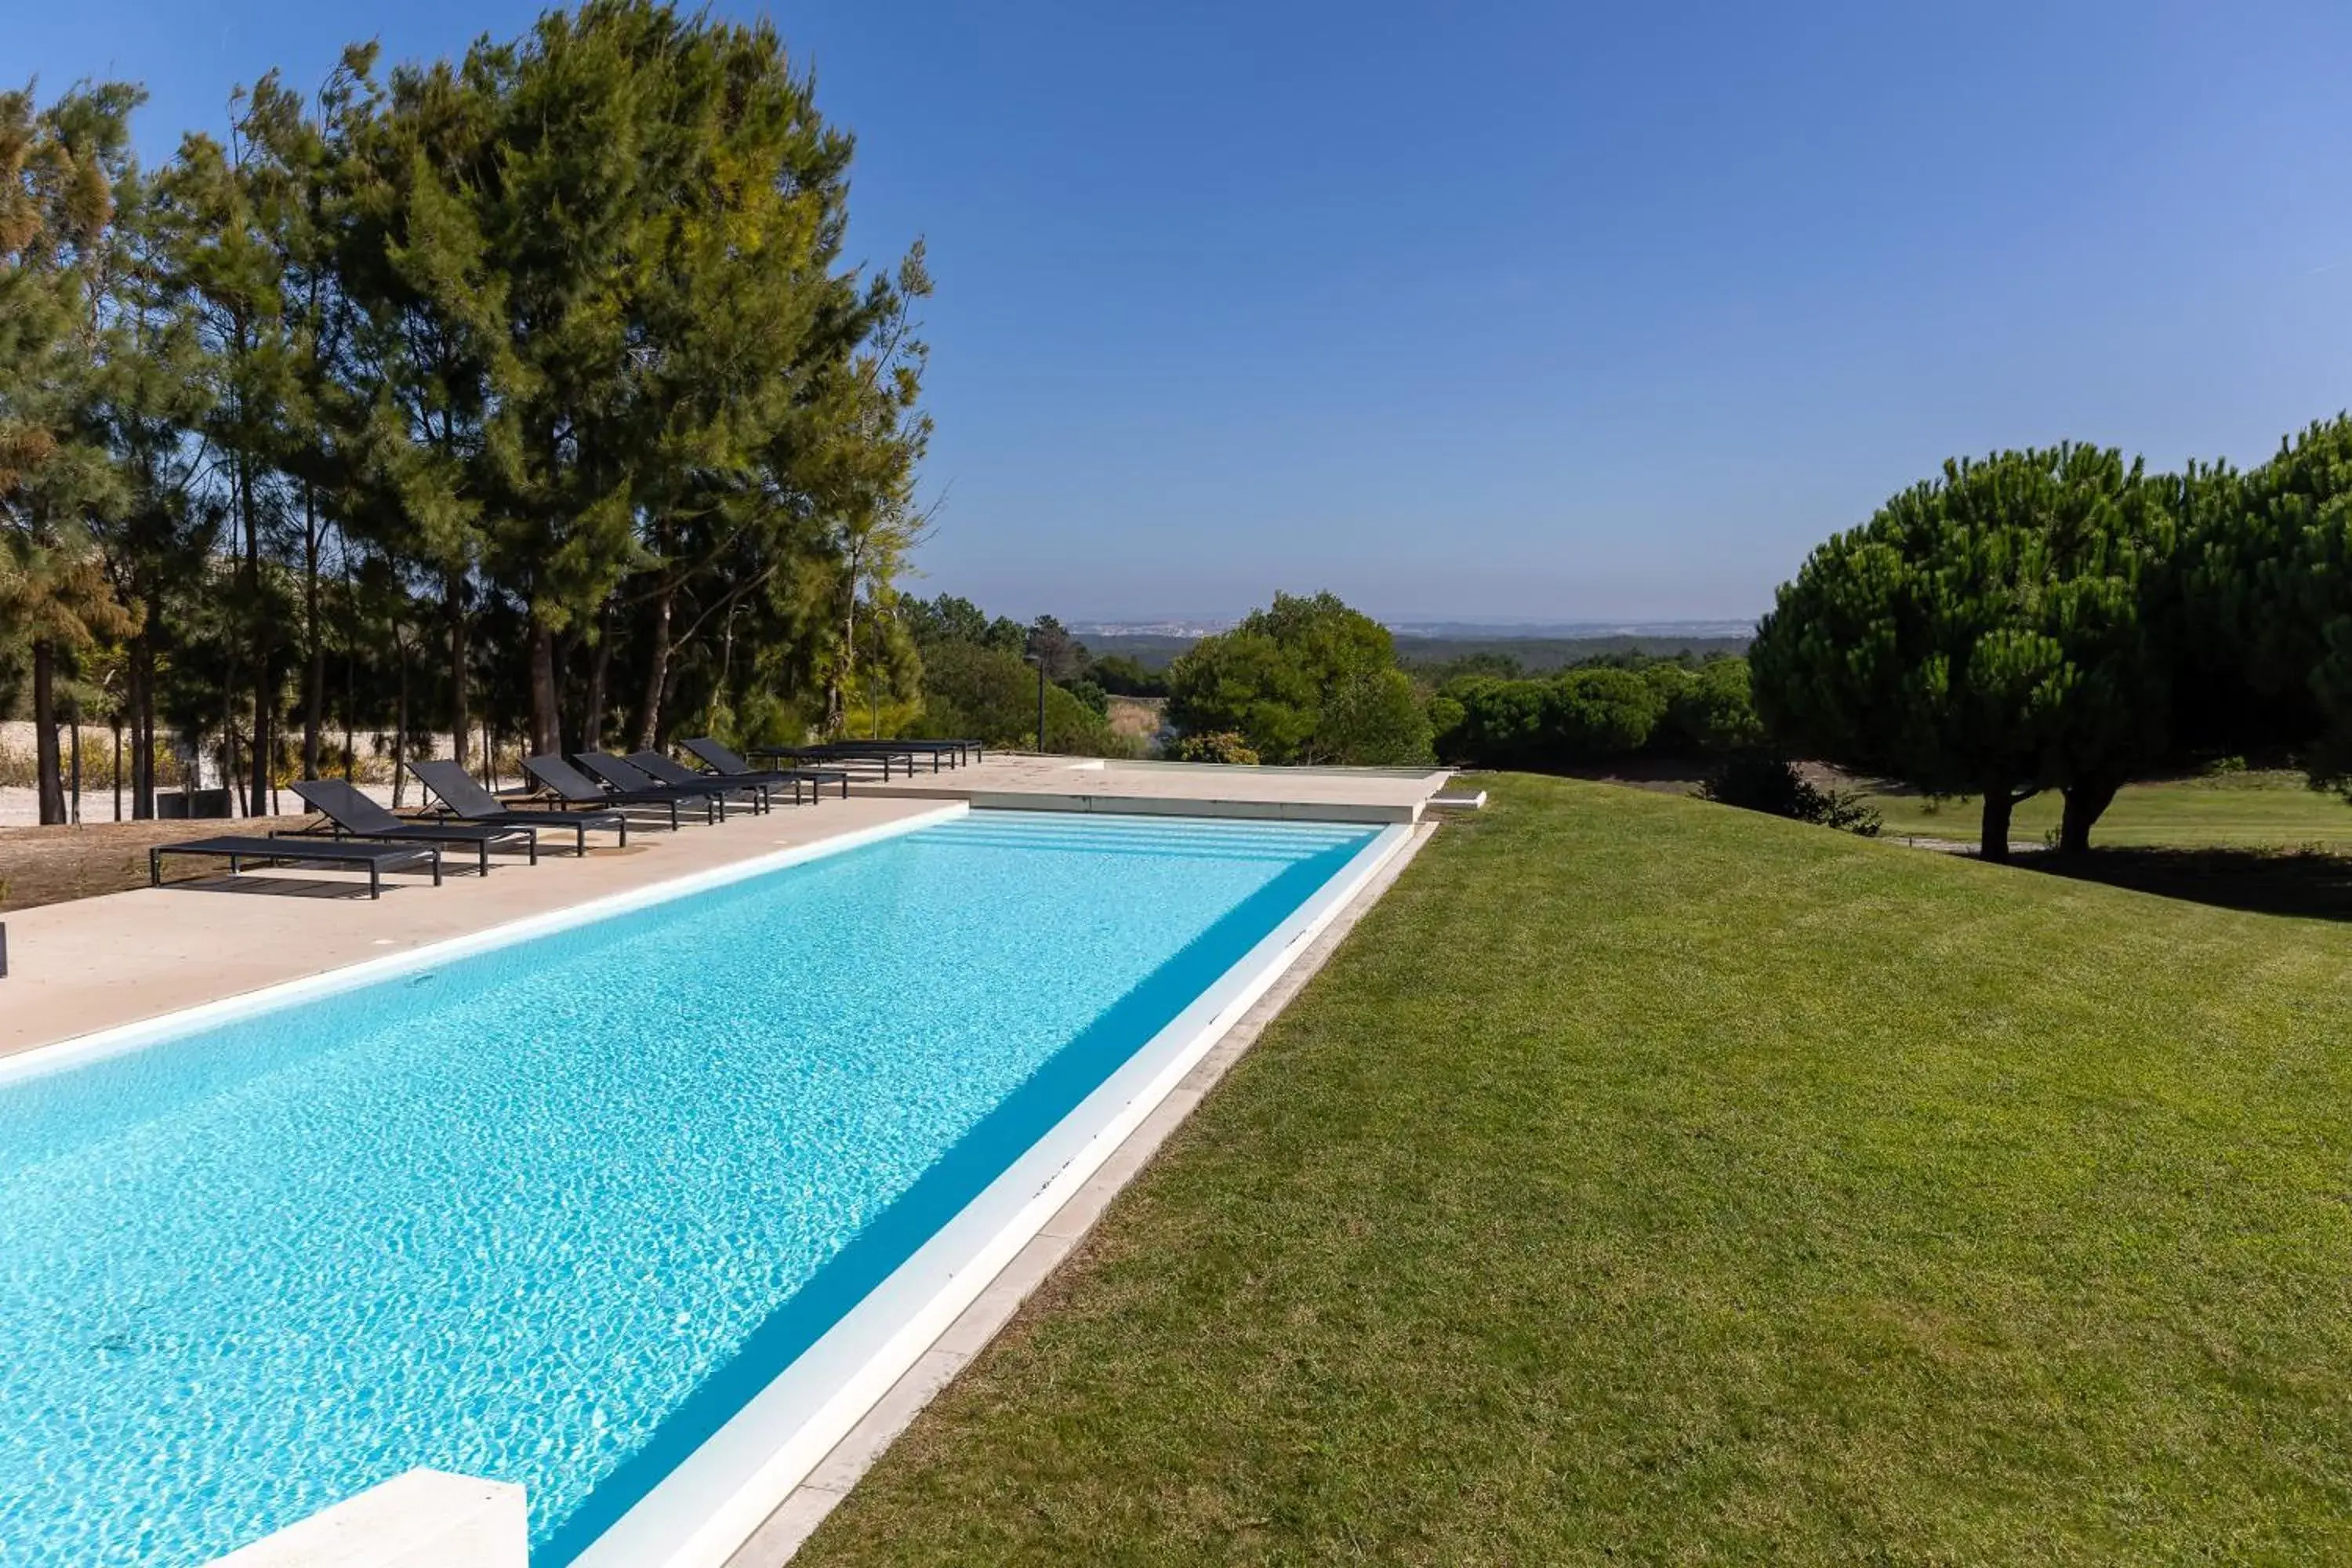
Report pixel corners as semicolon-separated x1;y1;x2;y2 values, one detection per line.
1385;619;1757;641
1394;633;1751;673
1078;633;1207;670
1079;628;1751;673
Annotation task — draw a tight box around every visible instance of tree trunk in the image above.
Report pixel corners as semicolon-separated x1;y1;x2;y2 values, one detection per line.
303;490;325;779
2059;778;2119;857
555;630;580;751
31;642;63;826
132;635;155;819
251;651;274;818
826;585;855;737
393;648;410;810
224;677;245;818
657;661;681;750
111;720;123;822
1979;788;2016;864
446;569;470;770
241;448;272;816
68;717;81;826
341;555;358;783
583;606;612;753
528;619;562;758
634;582;673;750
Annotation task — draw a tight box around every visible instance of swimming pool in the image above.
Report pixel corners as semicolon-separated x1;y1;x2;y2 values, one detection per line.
0;809;1397;1566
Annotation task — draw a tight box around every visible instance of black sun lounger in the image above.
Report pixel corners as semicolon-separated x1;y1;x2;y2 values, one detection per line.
408;758;629;855
848;737;982;767
821;738;980;769
747;742;920;780
576;751;754;818
679;737;853;801
151;837;442;898
285;777;538;873
626;750;799;810
521;754;709;829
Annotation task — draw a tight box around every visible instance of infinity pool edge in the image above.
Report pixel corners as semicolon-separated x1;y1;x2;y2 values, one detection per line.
569;819;1418;1568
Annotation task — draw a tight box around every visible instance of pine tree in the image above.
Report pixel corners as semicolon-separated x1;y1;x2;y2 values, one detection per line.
0;84;141;822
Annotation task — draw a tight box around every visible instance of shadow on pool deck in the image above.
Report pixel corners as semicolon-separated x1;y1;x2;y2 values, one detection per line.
159;873;422;900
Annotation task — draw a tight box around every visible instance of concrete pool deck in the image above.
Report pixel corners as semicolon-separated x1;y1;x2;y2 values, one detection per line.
0;795;955;1059
0;759;1456;1060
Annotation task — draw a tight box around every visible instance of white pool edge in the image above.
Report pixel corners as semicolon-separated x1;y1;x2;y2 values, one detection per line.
570;819;1418;1568
0;804;971;1088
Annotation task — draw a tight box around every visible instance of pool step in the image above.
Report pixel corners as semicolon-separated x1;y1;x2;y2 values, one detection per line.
206;1468;525;1567
1427;789;1488;812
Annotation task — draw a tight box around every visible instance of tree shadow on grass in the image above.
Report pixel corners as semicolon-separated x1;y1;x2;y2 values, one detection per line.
2017;846;2352;922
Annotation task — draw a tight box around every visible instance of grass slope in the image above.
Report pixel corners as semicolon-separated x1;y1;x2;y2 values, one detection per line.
1865;768;2352;849
800;775;2352;1565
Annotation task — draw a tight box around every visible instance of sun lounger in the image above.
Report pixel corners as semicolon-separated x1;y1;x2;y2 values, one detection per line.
285;778;538;873
408;758;630;854
150;836;443;898
826;738;980;768
866;737;982;766
575;752;755;818
521;754;708;829
680;738;853;800
747;742;920;779
627;749;804;809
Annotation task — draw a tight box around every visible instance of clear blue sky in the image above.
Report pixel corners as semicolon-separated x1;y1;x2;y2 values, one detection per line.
19;1;2352;624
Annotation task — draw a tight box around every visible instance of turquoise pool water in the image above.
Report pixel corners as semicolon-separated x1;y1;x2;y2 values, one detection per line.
0;810;1378;1566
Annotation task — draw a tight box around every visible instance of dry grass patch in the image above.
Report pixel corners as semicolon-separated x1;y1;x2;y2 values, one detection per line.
0;818;318;911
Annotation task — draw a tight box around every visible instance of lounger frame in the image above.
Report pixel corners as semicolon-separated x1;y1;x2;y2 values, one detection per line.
149;837;444;899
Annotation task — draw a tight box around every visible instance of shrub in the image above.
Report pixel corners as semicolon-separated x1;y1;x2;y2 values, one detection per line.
1167;731;1261;765
1700;752;1882;837
1435;676;1548;768
913;641;1129;754
1087;654;1167;698
1666;658;1765;753
1316;667;1434;766
1544;666;1665;759
1166;591;1422;764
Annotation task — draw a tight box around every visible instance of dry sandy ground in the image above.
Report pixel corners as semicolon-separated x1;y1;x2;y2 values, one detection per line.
0;815;330;910
0;772;528;906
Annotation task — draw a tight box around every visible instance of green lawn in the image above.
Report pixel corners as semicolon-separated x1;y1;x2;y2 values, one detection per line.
799;775;2352;1565
1864;767;2352;848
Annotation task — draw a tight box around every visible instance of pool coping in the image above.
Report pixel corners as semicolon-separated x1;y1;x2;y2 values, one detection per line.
0;804;971;1089
571;817;1427;1568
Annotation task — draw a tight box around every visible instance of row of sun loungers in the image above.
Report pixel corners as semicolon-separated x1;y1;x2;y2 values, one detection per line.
749;738;982;779
146;735;967;899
